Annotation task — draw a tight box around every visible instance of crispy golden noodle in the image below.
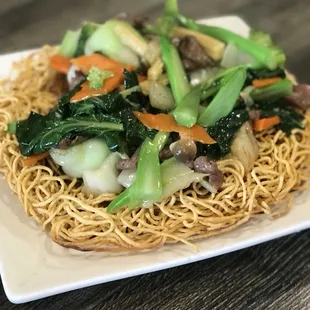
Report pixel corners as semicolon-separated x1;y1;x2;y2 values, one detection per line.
1;47;310;252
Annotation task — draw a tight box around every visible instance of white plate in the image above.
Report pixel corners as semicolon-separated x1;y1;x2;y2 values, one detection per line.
1;16;310;305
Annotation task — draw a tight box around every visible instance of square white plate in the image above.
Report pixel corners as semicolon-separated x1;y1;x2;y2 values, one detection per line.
1;16;310;305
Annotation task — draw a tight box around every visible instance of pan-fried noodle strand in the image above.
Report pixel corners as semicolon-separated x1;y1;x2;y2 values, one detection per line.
1;47;310;251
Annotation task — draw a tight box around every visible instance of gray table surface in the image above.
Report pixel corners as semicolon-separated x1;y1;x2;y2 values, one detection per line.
1;0;310;309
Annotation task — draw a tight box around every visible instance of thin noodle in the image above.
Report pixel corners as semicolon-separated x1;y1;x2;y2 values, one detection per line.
1;47;310;251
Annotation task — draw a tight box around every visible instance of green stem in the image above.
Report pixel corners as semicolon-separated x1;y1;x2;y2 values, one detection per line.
175;13;285;70
250;79;293;101
173;86;201;127
198;67;247;127
6;121;17;134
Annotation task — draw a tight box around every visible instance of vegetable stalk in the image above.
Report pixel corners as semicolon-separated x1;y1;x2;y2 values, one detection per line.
175;13;285;70
250;79;293;101
198;67;247;127
160;37;200;127
107;137;163;212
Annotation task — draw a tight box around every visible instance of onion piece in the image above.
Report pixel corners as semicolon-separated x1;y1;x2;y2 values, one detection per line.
230;122;259;172
189;67;221;87
117;169;136;188
117;158;207;203
221;44;255;68
160;158;206;200
149;82;175;110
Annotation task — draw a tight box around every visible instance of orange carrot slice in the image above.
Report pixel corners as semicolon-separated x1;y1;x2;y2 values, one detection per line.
71;53;135;75
253;116;281;132
252;77;282;88
50;55;71;74
70;73;123;102
24;152;49;166
134;112;216;145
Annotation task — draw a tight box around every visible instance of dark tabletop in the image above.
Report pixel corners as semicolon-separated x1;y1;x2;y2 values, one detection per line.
1;0;310;309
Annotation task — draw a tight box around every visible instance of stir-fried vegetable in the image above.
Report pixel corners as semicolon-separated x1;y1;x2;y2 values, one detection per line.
75;23;99;57
134;112;216;144
106;20;148;57
198;67;246;126
24;152;50;166
148;82;175;110
85;23;140;66
71;53;135;75
107;137;163;212
50;138;111;178
250;79;293;101
252;77;282;88
252;116;281;132
50;55;71;74
160;37;200;127
175;13;285;70
8;0;310;211
83;152;123;194
230;122;259;172
59;30;80;58
172;27;225;61
87;67;114;89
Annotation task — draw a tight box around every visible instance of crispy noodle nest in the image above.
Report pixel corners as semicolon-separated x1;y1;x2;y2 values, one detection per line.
1;46;310;252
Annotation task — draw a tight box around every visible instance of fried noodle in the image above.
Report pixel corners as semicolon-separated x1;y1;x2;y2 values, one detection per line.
1;47;310;251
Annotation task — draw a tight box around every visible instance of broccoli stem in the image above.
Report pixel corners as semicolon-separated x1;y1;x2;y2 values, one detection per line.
160;37;200;127
175;13;285;70
250;79;293;101
198;67;247;127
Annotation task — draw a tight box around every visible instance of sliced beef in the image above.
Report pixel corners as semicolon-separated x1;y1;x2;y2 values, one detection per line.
286;84;310;110
173;35;214;71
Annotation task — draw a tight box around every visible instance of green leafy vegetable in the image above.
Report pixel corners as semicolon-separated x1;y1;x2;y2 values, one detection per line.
198;67;247;126
75;23;99;57
197;109;250;159
245;67;286;86
85;22;140;66
87;67;114;89
252;101;304;133
16;114;123;156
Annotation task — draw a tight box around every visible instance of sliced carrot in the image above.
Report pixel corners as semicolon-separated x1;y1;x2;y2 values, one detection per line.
70;73;123;102
252;77;282;88
69;54;137;102
50;55;71;74
24;152;49;166
134;112;216;145
253;116;281;132
71;53;135;75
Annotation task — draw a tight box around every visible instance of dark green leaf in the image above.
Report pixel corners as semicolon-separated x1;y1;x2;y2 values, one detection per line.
198;109;249;159
245;68;286;86
253;101;304;133
75;23;99;57
17;114;124;156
